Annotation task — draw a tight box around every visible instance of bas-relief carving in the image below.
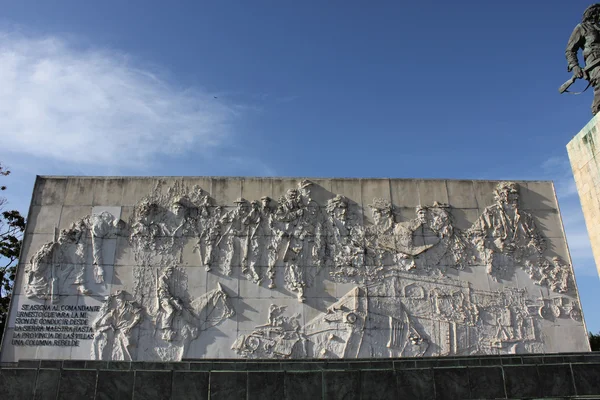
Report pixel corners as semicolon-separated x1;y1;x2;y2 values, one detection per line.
91;290;142;361
131;265;235;362
469;182;545;282
24;211;123;302
16;179;585;361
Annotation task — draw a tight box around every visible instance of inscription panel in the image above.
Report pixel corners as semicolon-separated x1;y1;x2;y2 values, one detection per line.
11;303;98;347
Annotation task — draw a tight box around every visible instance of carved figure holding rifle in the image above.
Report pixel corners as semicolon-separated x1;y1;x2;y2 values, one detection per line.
562;4;600;115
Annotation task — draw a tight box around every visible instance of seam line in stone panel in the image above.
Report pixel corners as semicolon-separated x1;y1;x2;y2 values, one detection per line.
29;367;40;399
431;367;437;400
239;178;244;203
569;362;578;396
443;179;449;209
322;369;327;400
132;369;137;400
91;368;99;400
499;365;507;400
387;178;393;209
244;370;249;400
54;368;62;400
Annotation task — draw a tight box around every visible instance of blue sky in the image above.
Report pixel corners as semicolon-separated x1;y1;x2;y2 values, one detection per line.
1;1;600;332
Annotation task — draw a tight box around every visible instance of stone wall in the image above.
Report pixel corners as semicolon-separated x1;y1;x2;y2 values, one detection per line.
567;114;600;276
2;353;600;399
0;176;590;362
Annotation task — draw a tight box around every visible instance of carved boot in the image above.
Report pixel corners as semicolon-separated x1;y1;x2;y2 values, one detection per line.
204;254;213;272
77;285;91;295
296;287;306;303
162;329;175;342
267;266;276;289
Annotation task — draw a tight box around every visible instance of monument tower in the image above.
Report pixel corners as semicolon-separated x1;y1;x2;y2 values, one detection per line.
563;3;600;276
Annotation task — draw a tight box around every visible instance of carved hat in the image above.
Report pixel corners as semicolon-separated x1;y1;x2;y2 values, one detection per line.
234;197;248;204
415;204;428;213
368;198;392;212
298;179;313;189
494;181;519;203
260;195;271;201
327;194;348;209
173;195;191;208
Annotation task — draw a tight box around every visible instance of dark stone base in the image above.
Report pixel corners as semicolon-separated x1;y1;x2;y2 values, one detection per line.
2;352;600;399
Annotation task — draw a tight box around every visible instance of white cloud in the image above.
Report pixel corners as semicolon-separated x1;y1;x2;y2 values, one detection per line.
0;31;240;168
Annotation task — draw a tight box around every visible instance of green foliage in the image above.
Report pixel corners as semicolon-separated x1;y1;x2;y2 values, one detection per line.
590;331;600;351
0;164;25;343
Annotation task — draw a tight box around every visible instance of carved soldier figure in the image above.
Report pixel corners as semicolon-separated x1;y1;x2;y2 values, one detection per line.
325;195;362;271
92;290;142;360
368;198;394;235
86;211;123;284
564;4;600;114
157;265;184;341
130;199;162;253
298;179;314;207
366;198;395;267
219;198;251;275
162;196;192;238
470;182;545;280
197;200;222;272
257;196;281;288
277;188;304;223
58;223;89;295
280;183;323;302
25;242;58;302
244;200;263;283
528;256;572;294
392;205;440;271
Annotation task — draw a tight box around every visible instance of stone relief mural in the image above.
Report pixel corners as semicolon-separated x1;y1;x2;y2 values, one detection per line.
6;178;588;362
25;211;124;302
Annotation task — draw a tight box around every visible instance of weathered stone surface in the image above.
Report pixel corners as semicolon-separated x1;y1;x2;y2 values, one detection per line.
572;362;600;396
323;370;360;400
503;365;541;398
0;177;589;363
0;354;598;400
95;370;134;400
396;368;434;399
171;371;209;400
0;368;37;399
33;369;60;400
284;372;322;400
360;370;397;399
209;372;247;400
247;371;284;400
433;368;470;400
132;371;172;400
537;364;575;397
467;366;505;399
57;369;97;400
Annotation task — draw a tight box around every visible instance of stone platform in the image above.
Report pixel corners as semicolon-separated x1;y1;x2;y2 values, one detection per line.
2;352;600;399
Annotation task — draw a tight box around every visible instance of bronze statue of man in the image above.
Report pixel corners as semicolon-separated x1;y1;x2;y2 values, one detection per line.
564;4;600;115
